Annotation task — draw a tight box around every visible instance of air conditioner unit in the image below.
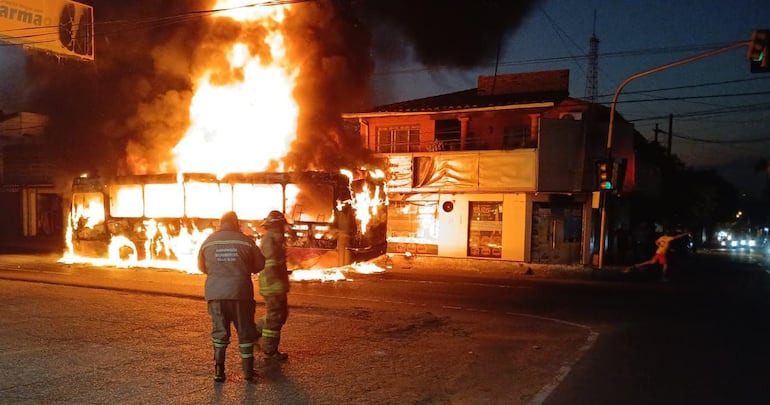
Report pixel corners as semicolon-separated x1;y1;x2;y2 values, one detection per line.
559;112;583;120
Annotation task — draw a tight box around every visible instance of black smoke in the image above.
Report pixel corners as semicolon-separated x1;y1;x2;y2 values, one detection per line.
353;0;542;68
27;1;210;178
24;0;540;177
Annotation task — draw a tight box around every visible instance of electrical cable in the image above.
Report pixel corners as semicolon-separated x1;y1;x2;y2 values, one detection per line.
0;0;315;47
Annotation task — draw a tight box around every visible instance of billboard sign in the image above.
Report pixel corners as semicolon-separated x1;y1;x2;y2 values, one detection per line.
0;0;93;60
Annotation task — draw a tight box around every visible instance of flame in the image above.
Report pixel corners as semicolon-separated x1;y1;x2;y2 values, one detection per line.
71;193;105;228
387;199;440;246
290;261;386;282
60;2;389;283
66;0;300;271
172;0;298;175
109;235;138;268
349;261;386;274
342;169;388;234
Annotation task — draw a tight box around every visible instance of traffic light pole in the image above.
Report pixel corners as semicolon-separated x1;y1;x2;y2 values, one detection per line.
597;40;748;269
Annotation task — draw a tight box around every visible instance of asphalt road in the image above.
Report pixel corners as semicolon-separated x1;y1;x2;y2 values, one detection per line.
0;254;592;404
0;251;768;404
545;249;770;405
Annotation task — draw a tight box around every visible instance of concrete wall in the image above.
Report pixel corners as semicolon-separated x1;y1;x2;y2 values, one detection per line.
436;192;530;261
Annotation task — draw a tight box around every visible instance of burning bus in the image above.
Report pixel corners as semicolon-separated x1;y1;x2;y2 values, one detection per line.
64;170;387;272
54;1;393;275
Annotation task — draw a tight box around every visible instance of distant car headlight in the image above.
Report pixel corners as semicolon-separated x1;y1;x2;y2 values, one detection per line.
749;240;756;247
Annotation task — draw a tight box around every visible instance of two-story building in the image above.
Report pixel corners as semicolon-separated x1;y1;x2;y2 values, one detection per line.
0;111;64;252
344;69;639;265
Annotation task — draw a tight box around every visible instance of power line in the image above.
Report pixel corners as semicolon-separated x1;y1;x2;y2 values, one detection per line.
596;76;770;99
0;0;315;47
672;132;770;144
537;6;586;77
372;41;742;77
629;102;770;123
616;90;770;105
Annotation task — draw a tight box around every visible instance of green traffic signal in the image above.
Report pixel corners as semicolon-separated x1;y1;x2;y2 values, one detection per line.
748;29;769;73
596;160;613;190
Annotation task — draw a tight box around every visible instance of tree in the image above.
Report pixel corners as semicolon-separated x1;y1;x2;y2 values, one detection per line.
753;158;770;203
632;134;740;244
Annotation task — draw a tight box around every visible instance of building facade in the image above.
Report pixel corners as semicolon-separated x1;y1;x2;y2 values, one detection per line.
0;111;64;251
344;70;638;265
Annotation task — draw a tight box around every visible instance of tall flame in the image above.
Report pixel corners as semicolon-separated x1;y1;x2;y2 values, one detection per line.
61;1;389;283
173;1;298;175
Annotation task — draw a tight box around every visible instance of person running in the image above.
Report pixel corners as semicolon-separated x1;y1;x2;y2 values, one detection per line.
631;230;690;281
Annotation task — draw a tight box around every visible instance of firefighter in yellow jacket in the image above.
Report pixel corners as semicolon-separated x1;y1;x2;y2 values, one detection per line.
257;210;291;361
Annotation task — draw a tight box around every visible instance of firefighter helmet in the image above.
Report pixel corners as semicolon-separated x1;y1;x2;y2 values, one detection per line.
263;210;287;229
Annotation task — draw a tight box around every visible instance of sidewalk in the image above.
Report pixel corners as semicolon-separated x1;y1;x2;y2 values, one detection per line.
0;234;630;283
375;254;629;282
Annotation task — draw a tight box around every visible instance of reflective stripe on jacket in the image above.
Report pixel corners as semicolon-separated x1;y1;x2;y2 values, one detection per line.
259;229;290;295
198;225;265;301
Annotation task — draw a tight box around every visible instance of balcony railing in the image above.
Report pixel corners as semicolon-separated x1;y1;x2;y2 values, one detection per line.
375;127;534;153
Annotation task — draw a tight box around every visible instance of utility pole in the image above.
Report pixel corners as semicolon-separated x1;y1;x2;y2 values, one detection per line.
653;123;664;144
584;10;600;103
667;114;673;155
597;41;748;269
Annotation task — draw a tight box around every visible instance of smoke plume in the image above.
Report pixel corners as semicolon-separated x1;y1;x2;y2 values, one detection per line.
354;0;542;68
24;0;540;178
27;1;209;178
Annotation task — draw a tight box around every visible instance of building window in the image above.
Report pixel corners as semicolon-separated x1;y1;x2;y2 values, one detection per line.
377;126;420;153
468;201;503;258
435;119;461;150
503;126;532;149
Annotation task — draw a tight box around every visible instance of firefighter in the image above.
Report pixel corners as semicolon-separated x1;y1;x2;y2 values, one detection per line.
198;211;265;382
256;210;291;361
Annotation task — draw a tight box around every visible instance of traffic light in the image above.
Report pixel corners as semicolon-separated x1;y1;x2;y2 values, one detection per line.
748;29;769;73
595;160;612;190
611;158;628;192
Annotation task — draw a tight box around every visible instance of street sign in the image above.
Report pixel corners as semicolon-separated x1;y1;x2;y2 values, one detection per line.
0;0;94;61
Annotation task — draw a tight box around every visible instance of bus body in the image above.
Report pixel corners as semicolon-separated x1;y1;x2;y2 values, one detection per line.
68;171;387;270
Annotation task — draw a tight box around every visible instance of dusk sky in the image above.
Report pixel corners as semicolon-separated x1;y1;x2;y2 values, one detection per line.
370;0;770;195
1;0;769;193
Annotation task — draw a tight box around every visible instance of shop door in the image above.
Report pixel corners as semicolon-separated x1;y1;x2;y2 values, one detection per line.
530;202;583;264
0;191;21;238
36;193;63;236
467;201;503;258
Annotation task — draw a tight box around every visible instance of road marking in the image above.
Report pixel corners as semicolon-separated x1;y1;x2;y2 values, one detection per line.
528;330;599;405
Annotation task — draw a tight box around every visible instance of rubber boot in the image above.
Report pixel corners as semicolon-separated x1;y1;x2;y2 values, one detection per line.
264;351;288;361
262;331;288;362
239;343;256;381
214;347;227;382
214;364;225;383
242;357;256;382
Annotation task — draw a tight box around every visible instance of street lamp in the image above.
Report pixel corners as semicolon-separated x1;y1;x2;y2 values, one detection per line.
597;41;748;269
